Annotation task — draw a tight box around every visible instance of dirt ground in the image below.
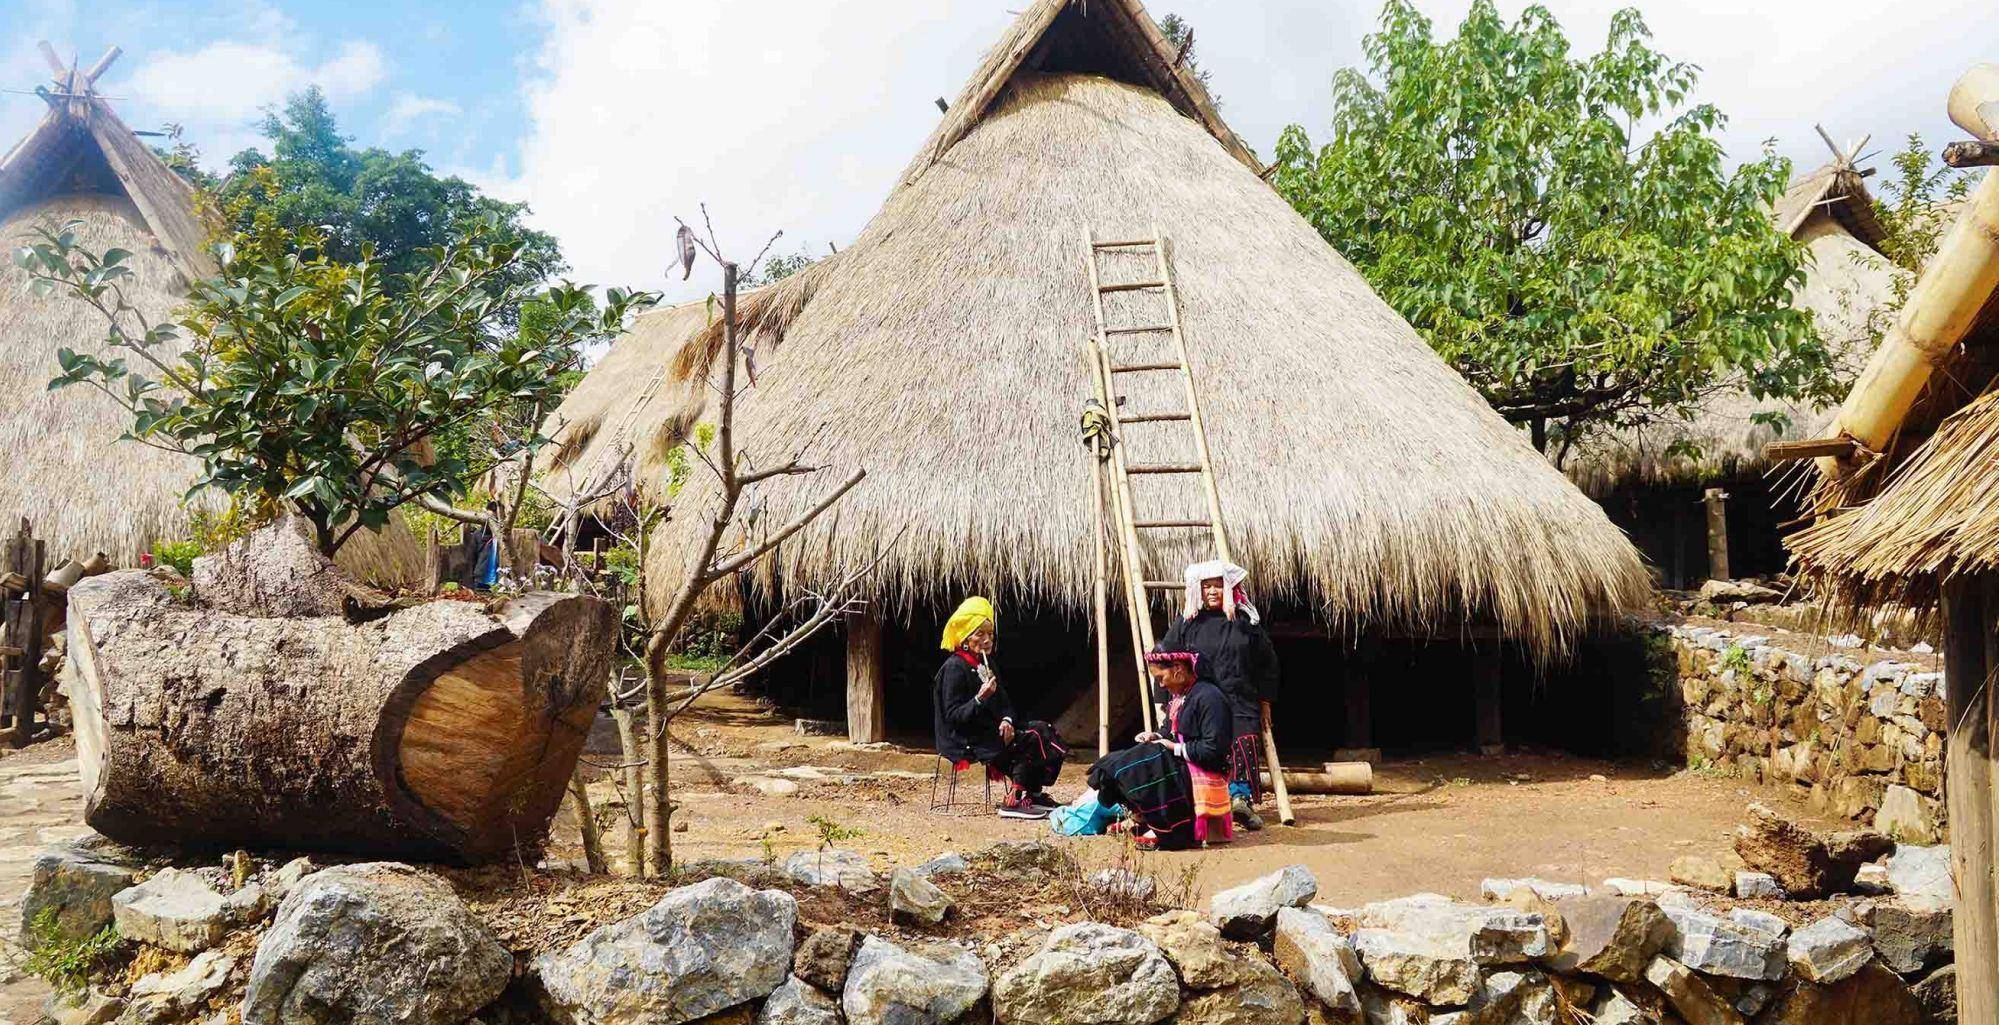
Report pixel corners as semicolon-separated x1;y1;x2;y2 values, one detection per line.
552;689;1849;906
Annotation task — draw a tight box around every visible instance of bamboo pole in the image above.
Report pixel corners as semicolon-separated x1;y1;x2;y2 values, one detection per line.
1092;465;1112;758
1822;66;1999;480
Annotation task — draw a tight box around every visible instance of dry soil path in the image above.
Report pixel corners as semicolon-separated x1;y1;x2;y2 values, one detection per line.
0;742;87;1024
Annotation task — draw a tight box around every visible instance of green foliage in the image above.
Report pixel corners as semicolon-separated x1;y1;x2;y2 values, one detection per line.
17;217;656;556
1271;1;1830;452
1718;644;1752;675
218;89;562;288
808;814;862;850
1874;134;1973;275
1158;13;1218;104
22;910;122;996
150;539;201;577
742;251;817;288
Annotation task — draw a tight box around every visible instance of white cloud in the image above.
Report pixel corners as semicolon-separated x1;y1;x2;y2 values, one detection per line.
385;93;463;136
499;0;1992;298
118;37;387;161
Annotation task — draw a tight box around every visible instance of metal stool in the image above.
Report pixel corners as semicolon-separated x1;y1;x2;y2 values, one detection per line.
929;756;994;815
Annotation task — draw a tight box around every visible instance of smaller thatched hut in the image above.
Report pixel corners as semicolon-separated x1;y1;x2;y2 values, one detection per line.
0;47;421;582
1568;159;1902;587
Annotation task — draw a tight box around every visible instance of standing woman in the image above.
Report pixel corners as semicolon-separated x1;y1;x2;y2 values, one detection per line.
1157;560;1280;830
933;597;1067;819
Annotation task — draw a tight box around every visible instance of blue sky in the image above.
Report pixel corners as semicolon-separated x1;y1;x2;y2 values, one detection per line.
1;1;1987;300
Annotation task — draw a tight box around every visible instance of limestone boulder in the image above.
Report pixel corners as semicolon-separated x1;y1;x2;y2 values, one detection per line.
794;926;863;993
1731;804;1890;898
991;923;1179;1025
978;841;1070;883
1174;957;1303;1025
1137;910;1241;990
912;852;969;879
243;863;511;1025
1785;916;1871;984
113;869;264;953
1859;895;1953;975
1757;961;1921;1025
1353;893;1549;965
785;850;879;894
20;847;136;947
1882;844;1952;904
1435;970;1557;1025
121;951;234;1025
1271;907;1362;1018
1350;928;1479;1006
1544;894;1671;983
532;876;796;1025
1211;866;1317;939
1641;956;1742;1025
1910;965;1957;1025
1668;856;1732;893
1660;906;1785;981
843;936;989;1025
756;977;841;1025
889;868;952;926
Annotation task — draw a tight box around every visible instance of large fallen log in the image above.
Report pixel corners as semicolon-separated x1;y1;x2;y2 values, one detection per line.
63;520;616;863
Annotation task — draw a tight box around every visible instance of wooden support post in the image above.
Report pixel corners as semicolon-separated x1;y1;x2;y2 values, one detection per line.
1473;649;1504;755
1703;487;1731;581
1944;576;1998;1025
845;611;886;743
1260;703;1295;826
1337;660;1377;762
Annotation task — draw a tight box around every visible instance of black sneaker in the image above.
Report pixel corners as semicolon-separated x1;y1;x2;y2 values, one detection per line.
1028;791;1059;809
997;792;1050;819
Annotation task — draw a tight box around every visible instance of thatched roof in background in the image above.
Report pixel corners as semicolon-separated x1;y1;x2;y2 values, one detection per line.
1566;162;1902;494
566;0;1650;659
0;54;423;584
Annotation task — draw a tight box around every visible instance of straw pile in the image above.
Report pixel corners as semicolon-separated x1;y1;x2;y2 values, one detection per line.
569;70;1647;658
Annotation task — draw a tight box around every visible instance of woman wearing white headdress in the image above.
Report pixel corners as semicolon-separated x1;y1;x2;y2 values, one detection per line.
1157;559;1280;830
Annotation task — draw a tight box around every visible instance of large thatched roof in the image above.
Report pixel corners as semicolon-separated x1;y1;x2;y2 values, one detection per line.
1566;162;1902;494
545;0;1649;657
0;50;422;582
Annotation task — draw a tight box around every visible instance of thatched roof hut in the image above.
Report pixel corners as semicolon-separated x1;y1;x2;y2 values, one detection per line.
1565;161;1902;495
545;0;1648;667
0;49;421;582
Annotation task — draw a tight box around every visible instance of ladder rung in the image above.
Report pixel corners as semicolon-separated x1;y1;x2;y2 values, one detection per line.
1119;412;1191;424
1127;464;1202;474
1134;519;1211;529
1093;239;1157;249
1142;580;1184;590
1099;281;1166;293
0;645;21;659
1104;325;1173;335
1111;362;1182;373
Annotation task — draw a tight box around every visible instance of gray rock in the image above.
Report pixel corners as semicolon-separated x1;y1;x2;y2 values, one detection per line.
979;841;1070;883
1661;905;1786;981
758;977;842;1025
43;988;122;1025
1173;957;1303;1025
122;950;234;1025
912;852;968;879
1758;961;1922;1025
1883;844;1952;905
1354;893;1550;965
785;850;879;894
21;847;135;947
1478;878;1586;903
843;936;989;1025
533;876;796;1025
1860;895;1954;974
1545;894;1672;983
794;925;863;993
1642;956;1743;1025
1136;910;1241;990
1086;869;1156;903
113;868;257;953
266;858;316;900
1853;863;1892;894
1357;984;1431;1025
1911;964;1957;1025
1210;866;1317;939
1587;987;1653;1025
889;868;952;926
993;923;1178;1025
1351;928;1480;1006
1271;907;1361;1017
1432;970;1556;1025
1599;878;1677;898
1726;908;1788;939
1732;872;1784;900
1786;916;1872;984
241;863;512;1025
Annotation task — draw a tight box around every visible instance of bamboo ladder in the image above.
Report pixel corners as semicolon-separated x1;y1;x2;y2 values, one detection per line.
1081;226;1294;826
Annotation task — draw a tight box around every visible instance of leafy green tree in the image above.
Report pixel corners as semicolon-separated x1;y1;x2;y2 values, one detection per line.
17;217;654;557
1271;0;1830;456
1873;133;1972;274
217;88;562;284
1158;13;1217;104
742;249;817;287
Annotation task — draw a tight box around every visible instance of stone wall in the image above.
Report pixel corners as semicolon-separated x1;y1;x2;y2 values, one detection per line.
1664;620;1947;843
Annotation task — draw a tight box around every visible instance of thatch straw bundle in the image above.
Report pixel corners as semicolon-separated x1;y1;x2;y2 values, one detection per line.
607;70;1647;658
1790;384;1999;610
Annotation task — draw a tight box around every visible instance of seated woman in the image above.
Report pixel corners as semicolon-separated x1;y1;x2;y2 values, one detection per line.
932;597;1067;819
1087;647;1235;849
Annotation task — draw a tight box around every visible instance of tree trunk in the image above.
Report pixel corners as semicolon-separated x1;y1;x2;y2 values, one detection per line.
643;667;670;877
568;767;607;874
64;523;615;864
612;704;646;876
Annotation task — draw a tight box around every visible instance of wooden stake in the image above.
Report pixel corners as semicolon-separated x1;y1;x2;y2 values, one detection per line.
1943;576;1997;1025
1260;701;1294;825
844;611;886;743
1703;488;1731;581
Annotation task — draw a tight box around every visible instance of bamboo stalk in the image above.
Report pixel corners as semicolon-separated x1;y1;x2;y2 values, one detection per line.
1093;464;1111;758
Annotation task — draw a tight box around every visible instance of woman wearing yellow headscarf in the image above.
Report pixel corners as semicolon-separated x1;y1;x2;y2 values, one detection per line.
932;597;1067;819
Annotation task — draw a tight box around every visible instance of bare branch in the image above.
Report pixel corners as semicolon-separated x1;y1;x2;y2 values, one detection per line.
708;467;866;578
